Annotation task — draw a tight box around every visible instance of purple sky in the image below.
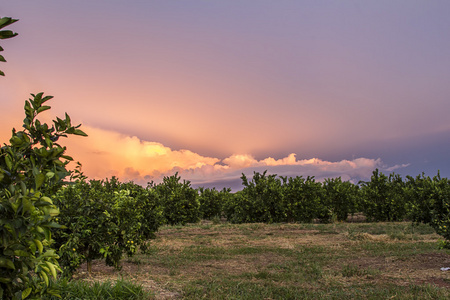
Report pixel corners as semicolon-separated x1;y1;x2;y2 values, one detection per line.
1;1;450;190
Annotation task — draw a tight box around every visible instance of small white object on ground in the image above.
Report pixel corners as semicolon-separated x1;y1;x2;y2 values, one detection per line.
440;267;450;271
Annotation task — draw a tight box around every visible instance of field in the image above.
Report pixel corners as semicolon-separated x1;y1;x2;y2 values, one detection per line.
69;220;450;299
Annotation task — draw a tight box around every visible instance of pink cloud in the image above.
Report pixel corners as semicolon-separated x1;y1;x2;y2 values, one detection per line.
59;125;404;188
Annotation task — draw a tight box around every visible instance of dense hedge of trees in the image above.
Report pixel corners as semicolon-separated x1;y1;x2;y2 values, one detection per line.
51;168;450;272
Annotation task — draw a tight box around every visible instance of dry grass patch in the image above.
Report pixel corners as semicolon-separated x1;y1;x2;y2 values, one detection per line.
70;221;450;299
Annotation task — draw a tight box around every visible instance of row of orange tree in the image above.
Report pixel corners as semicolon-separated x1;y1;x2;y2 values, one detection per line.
54;168;450;276
59;168;449;251
224;170;450;223
222;170;450;246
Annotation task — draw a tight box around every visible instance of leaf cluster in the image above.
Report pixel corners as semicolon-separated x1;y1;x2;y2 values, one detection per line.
0;17;18;76
0;93;86;299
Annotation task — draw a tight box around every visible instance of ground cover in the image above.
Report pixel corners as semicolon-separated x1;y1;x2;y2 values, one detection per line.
71;221;450;299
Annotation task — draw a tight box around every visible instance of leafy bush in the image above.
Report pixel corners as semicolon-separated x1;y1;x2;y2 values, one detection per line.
53;177;163;277
282;175;323;223
239;171;286;223
359;169;407;222
198;187;229;220
121;181;164;241
404;172;450;248
223;190;254;224
0;93;86;299
224;171;286;223
155;173;200;225
430;176;450;248
322;177;359;222
405;173;436;224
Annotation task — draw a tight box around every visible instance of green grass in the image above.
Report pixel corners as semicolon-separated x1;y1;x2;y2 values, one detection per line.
44;278;152;300
66;221;450;299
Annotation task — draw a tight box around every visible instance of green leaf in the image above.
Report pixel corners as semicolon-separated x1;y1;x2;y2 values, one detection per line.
43;227;51;241
61;155;73;161
45;261;57;279
0;17;18;29
73;128;88;136
35;173;46;189
44;222;64;229
33;239;43;254
13;250;30;257
5;154;12;171
0;257;15;270
39;271;49;287
0;55;5;62
22;287;32;299
45;137;52;147
46;208;60;217
40;196;53;204
0;30;18;39
65;113;71;125
34;92;43;102
10;136;22;146
21;197;35;214
36;105;51;114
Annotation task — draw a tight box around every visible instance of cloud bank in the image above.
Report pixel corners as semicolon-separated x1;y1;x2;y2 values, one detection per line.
63;126;407;190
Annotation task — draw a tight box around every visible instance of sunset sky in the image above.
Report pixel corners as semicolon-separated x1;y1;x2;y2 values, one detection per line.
1;1;450;190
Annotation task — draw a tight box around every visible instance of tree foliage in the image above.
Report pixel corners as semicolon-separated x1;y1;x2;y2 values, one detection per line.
359;170;408;222
0;93;86;299
198;187;229;220
0;17;18;76
53;177;164;277
155;173;200;225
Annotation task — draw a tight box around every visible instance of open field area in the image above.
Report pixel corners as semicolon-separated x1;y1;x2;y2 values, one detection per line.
71;221;450;299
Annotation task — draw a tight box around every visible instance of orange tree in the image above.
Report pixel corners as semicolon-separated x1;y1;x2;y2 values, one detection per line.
0;93;86;299
53;177;164;277
224;171;286;223
198;187;230;220
359;169;408;222
155;173;200;225
322;177;359;222
282;175;324;223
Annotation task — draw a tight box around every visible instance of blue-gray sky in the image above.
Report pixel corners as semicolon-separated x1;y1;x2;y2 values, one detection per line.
1;1;450;189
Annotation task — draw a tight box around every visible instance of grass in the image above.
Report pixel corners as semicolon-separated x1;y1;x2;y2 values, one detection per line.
68;221;450;299
45;278;153;300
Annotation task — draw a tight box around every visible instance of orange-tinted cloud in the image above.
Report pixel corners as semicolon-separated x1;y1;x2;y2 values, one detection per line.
60;125;403;189
62;125;220;182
